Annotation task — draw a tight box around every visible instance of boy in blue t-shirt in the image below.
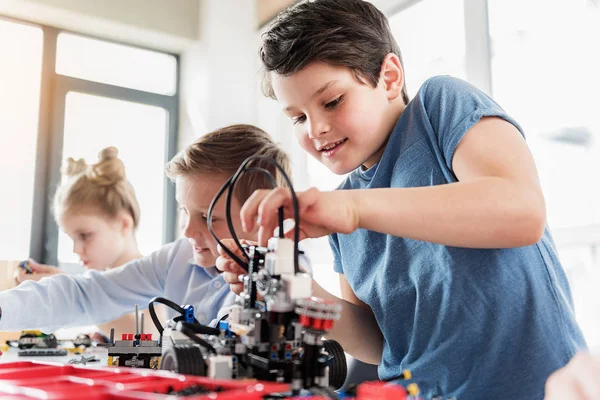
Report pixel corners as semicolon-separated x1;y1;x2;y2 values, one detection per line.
217;0;586;398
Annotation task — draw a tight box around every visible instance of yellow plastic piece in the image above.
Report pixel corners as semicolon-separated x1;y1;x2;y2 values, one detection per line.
66;347;83;353
149;356;161;369
403;369;412;380
21;330;43;336
407;383;420;396
0;344;9;352
107;356;114;366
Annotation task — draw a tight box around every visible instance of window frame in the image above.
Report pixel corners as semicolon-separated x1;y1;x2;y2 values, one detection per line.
0;16;180;265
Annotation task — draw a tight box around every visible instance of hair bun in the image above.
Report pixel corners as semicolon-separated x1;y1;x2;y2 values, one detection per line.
98;146;119;161
63;157;88;177
87;146;125;186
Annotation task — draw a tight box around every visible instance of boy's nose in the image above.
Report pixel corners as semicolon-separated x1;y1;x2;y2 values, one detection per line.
183;218;205;241
307;118;330;139
72;242;84;257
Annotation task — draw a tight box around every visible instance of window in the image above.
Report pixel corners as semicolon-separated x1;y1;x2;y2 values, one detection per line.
0;19;42;260
0;18;179;268
56;33;177;95
488;0;600;350
389;0;467;98
57;93;168;264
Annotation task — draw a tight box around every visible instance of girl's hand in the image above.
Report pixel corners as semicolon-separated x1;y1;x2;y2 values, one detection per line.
241;187;359;246
14;259;64;285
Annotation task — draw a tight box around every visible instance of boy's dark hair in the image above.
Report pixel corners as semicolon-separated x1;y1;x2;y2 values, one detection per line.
260;0;409;105
165;124;291;204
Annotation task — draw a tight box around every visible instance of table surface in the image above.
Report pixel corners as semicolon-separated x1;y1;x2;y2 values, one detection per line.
0;346;109;367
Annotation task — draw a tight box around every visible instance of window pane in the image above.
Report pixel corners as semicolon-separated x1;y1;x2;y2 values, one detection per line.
489;0;600;229
56;33;177;95
489;0;600;350
389;0;467;98
0;20;42;260
58;92;168;266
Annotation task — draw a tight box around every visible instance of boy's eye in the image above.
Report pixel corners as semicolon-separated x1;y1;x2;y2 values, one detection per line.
292;115;306;125
203;214;219;222
325;95;343;110
79;232;91;241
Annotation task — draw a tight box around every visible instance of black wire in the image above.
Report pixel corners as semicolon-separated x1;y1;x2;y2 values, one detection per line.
207;164;283;272
244;167;283;238
148;296;200;335
179;321;221;336
226;166;282;257
213;313;229;328
176;322;217;354
224;156;300;273
207;175;249;269
225;169;255;263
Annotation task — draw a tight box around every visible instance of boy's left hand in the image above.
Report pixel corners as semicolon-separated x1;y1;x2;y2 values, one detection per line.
216;239;253;295
545;352;600;400
241;187;359;245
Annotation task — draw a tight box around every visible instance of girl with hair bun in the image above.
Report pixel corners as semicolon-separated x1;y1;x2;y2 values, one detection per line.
53;146;142;271
15;146;154;338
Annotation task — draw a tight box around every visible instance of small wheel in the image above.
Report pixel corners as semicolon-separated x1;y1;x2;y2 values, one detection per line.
322;339;347;390
160;345;207;376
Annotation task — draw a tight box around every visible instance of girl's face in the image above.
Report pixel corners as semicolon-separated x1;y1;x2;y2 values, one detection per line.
60;208;131;270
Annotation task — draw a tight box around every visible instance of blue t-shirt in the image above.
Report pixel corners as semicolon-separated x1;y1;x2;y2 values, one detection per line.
329;76;586;399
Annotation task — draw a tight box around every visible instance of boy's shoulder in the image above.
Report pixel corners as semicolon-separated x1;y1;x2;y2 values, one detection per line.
416;75;482;106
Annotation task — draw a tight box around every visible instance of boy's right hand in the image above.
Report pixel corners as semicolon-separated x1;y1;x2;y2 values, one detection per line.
241;187;359;246
216;239;252;295
14;259;64;285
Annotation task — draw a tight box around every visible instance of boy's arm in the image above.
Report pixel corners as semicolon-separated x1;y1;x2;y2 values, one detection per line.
353;117;546;248
0;241;177;332
312;274;383;365
242;117;546;249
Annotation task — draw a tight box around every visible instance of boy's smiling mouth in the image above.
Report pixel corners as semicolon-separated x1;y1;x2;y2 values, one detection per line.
317;138;348;156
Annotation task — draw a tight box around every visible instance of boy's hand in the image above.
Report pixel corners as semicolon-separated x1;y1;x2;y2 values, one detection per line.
14;259;64;285
545;352;600;400
216;239;252;295
241;187;359;246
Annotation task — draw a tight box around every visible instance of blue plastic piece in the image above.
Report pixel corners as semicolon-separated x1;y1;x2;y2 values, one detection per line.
219;321;233;337
183;305;195;323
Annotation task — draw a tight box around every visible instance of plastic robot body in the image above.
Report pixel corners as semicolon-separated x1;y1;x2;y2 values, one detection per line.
159;237;347;395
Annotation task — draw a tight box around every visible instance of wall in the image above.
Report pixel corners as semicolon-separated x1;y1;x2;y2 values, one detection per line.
178;0;260;147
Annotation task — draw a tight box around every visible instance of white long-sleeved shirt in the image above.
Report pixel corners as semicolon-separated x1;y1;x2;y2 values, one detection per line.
0;238;235;332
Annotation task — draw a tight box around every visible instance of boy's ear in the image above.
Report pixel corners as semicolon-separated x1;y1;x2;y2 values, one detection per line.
380;53;405;102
